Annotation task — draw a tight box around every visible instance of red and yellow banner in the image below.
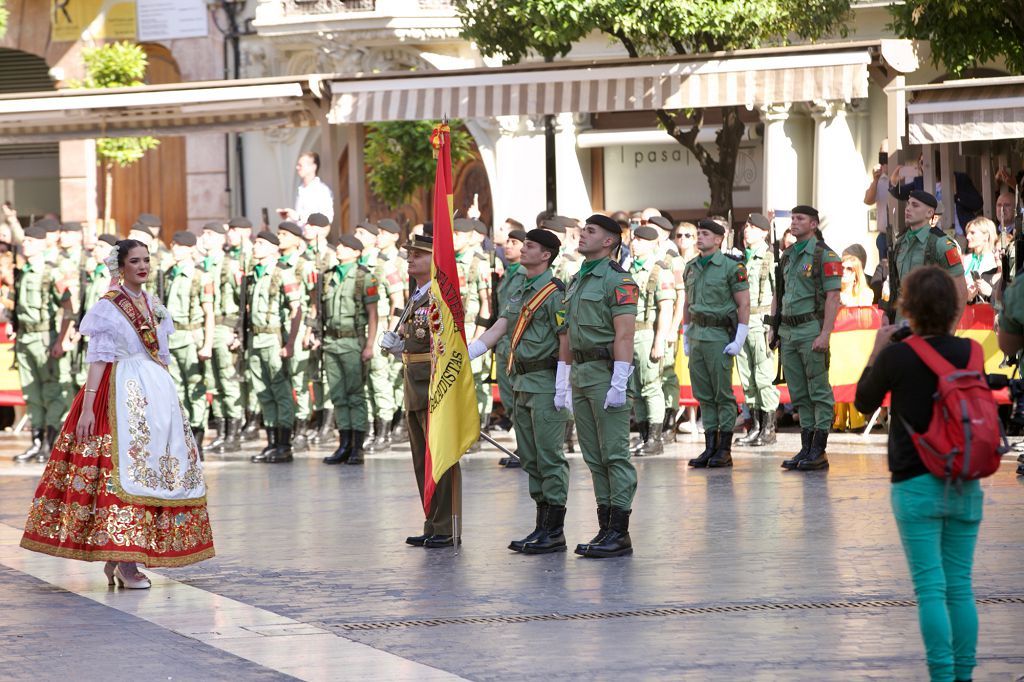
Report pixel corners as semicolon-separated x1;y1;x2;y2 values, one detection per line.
674;304;1011;406
423;123;479;515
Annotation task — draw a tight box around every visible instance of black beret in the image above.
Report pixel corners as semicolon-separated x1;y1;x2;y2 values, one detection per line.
634;226;660;241
791;205;820;221
747;213;770;231
648;215;673;232
59;221;82;232
306;213;330;227
23;226;47;240
326;234;341;248
137;213;161;228
278;221;306;240
34;217;60;232
228;216;252;229
339;234;364;251
453;218;475;233
128;222;151;235
541;215;578;233
203;221;227;234
909;190;938;209
471;219;488;235
377;218;401;234
507;229;529;242
697;218;726;236
255;230;280;246
355;221;379;235
97;234;119;246
524;229;560;250
172;230;197;246
586;214;621;235
406;234;433;253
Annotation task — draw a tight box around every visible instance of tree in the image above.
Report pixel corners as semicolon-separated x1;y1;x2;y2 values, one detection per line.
364;120;473;210
890;1;1024;76
453;0;851;216
77;42;160;231
0;1;8;38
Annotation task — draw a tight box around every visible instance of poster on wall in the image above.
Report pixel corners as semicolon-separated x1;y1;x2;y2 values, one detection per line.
51;0;137;42
137;0;209;41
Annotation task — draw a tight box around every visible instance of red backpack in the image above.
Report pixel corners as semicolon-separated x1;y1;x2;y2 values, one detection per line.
899;335;1007;482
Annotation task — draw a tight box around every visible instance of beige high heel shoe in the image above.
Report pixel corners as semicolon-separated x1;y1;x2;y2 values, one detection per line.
113;563;151;589
103;561;117;586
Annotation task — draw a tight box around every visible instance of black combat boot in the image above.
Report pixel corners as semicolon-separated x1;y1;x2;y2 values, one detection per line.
241;411;261;441
564;422;575;453
13;428;44;462
797;429;830;470
316;408;335;442
523;505;568;554
581;507;633;558
782;428;813;469
574;504;611;555
390;410;408;443
509;502;547;552
251;428;277;463
641;422;664;456
323;430;352;464
36;426;57;463
363;419;380;453
192;427;205;461
1017;462;1024;476
306;410;324;444
736;411;762;446
663;411;678;444
631;421;650;455
751;409;777;446
346;430;366;465
688;430;718;468
707;430;734;468
221;418;242;453
291;418;309;452
267;426;293;463
206;418;225;451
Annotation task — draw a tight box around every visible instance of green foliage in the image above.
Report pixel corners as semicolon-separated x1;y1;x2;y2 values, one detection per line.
365;120;474;208
890;1;1024;75
78;42;159;167
0;1;8;39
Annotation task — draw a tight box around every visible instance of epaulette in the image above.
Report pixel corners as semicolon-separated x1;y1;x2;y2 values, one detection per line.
357;264;371;273
551;277;566;291
667;247;680;258
929;226;947;237
278;260;294;270
609;260;626;273
724;252;744;262
379;251;391;262
474;251;488;261
656;259;671;270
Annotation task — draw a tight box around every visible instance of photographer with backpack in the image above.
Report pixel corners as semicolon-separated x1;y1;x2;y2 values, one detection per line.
855;265;1003;682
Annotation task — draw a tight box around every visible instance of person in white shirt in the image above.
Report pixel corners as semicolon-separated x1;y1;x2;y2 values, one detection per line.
278;151;334;224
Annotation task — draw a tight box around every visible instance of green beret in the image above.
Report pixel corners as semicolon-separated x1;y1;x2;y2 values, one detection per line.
377;218;401;234
747;213;770;231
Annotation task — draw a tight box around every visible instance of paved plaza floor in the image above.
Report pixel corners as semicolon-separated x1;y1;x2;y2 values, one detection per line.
0;429;1022;681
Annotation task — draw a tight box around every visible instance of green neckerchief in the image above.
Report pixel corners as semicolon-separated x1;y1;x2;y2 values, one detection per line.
907;226;927;242
630;257;646;272
254;263;267;279
793;238;814;255
357;254;370;267
455;250;471;264
93;263;107;277
335;261;355;283
524;271;547;289
202;255;215;271
697;254;713;267
278;251;295;267
578;257;606;278
22;262;33;273
507;262;522;278
169;264;182;279
967;252;984;274
744;248;753;263
228;246;241;258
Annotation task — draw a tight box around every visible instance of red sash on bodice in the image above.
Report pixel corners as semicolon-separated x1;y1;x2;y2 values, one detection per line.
103;289;165;367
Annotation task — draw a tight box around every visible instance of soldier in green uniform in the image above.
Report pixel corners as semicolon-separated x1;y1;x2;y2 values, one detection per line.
12;226;74;462
997;273;1024;476
891;191;968;322
682;219;751;469
562;214;638;559
302;212;336;445
56;221;88;395
768;205;842;471
453;219;491;440
320;234;379;466
735;213;780;447
226;216;261;441
470;219;495;431
493;228;527;430
200;221;244;453
379;234;459;549
74;233;117;390
135;213;171;301
247;230;303;463
374;218;408;445
649;215;687;443
277;220;314;449
470;229;571;553
164;230;213;456
626;226;675;456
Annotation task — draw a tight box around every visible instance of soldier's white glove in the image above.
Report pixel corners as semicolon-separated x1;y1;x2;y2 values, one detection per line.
682;324;691;356
604;361;633;410
467;339;488;360
553;361;573;413
723;323;749;356
379;331;404;355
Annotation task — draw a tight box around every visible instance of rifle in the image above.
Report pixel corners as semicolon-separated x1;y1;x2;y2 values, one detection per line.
71;251;87;376
312;237;326;390
768;216;785;385
883;208;900;323
236;247;251;380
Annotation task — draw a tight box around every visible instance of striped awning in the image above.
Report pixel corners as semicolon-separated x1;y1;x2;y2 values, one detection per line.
907;77;1024;145
328;46;874;124
0;78;326;144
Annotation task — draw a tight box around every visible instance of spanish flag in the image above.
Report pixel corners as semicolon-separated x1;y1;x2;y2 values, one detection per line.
423;123;480;515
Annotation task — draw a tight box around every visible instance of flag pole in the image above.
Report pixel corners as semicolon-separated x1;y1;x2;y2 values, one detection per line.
452;464;462;556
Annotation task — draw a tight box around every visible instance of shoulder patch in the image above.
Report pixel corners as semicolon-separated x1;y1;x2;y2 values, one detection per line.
734;262;748;282
614;282;639;306
945;246;961;267
609;261;626;273
823;261;843;277
550;277;566;291
358;264;371;273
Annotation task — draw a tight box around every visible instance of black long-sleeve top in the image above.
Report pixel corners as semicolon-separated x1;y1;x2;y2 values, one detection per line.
854;334;972;482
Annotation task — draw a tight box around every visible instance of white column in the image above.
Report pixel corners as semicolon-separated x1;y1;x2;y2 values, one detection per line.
492;115;547;226
554;112;593;219
760;104;798;215
811;100;870;254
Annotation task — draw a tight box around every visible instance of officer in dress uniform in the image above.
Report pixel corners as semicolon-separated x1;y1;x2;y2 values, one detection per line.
247;230;303;463
469;229;570;552
768;205;842;471
735;213;781;447
302;212;336;444
374;218;408;445
276;220;314;450
682;219;751;469
493;228;528;432
380;234;459;549
562;214;638;558
320;234;379;465
165;230;213;456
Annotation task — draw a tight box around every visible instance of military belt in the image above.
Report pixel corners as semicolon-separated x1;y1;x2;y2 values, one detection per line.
252;326;281;335
635;321;654;331
781;313;820;327
572;348;611;364
514;357;558;374
215;315;239;327
326;329;362;339
402;352;431;365
18;323;51;334
689;311;732;329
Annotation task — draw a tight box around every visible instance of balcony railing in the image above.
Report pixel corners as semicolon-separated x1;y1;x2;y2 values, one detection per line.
286;0;376;15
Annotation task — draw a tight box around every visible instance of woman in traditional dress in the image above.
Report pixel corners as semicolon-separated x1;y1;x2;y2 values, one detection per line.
20;239;214;589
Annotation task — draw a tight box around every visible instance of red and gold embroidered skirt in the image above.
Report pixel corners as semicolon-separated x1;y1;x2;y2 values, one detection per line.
20;365;215;568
